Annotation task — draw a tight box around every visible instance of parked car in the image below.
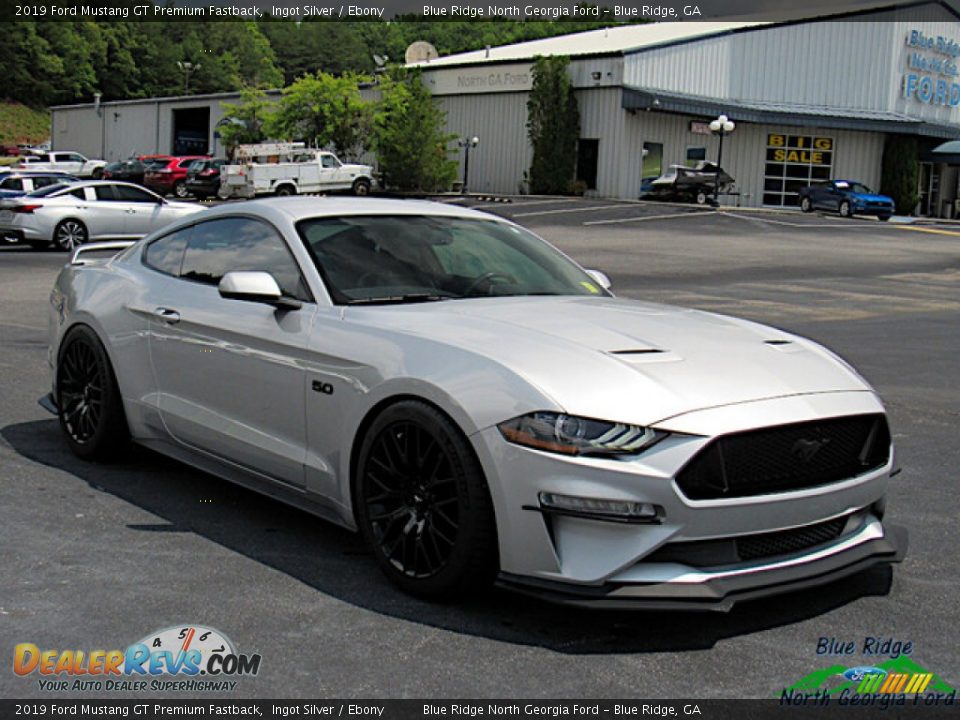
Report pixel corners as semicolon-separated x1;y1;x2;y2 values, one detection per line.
143;155;209;198
185;158;227;199
0;171;79;198
101;155;171;186
800;180;895;220
41;198;905;607
0;180;202;250
17;151;107;178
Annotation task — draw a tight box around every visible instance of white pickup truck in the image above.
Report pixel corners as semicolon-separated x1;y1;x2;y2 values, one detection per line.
17;151;107;178
220;147;376;199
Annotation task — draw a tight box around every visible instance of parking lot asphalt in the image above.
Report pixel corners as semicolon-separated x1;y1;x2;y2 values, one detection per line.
1;198;958;699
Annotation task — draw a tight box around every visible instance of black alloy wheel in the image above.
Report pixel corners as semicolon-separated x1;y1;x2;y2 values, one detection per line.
57;326;129;460
355;401;498;598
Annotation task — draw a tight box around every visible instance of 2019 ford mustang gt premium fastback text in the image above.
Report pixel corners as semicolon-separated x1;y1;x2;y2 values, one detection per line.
43;198;906;608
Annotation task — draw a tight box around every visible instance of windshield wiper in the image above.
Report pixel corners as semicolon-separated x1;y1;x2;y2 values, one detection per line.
346;293;451;305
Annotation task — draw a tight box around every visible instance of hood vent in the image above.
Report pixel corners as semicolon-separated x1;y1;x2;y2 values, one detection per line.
764;340;793;346
610;348;665;355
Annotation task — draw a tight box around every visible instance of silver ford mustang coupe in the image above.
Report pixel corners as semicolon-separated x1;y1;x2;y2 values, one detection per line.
43;198;905;608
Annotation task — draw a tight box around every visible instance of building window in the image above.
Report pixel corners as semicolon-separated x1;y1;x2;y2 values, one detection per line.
576;139;599;191
686;146;707;167
763;134;834;207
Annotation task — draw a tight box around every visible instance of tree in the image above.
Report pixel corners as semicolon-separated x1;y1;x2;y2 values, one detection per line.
217;86;276;153
372;70;458;192
526;55;580;194
267;72;372;159
880;135;920;215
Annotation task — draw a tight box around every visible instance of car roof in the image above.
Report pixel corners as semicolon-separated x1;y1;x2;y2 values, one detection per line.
206;196;508;223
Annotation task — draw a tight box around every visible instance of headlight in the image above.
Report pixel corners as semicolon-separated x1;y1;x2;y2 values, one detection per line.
497;412;667;457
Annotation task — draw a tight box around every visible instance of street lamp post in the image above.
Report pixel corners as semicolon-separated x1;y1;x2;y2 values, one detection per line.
177;61;201;94
708;114;735;207
458;136;479;194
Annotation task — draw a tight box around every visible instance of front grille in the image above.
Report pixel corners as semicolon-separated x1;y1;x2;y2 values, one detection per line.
675;413;890;500
737;517;846;560
645;515;852;568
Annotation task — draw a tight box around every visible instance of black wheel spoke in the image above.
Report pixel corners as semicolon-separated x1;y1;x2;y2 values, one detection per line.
362;418;463;579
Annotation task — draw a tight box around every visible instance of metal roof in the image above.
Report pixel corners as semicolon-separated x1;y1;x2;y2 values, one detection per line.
406;22;765;68
622;87;960;138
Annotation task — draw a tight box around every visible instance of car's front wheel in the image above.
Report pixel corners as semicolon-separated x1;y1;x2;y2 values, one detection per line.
54;219;87;251
840;200;853;218
354;400;498;599
800;196;813;213
353;178;371;196
56;325;129;461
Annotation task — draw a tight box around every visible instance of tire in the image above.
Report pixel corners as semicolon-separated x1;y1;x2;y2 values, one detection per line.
173;181;189;199
352;178;372;197
54;219;87;252
91;167;103;180
800;196;813;213
56;325;129;461
274;184;296;197
878;214;891;222
839;200;853;218
695;191;708;205
354;400;498;599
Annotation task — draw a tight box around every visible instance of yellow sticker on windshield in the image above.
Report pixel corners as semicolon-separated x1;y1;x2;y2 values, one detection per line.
580;281;600;294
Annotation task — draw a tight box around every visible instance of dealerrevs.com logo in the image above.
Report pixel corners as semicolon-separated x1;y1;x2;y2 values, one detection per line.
14;624;262;692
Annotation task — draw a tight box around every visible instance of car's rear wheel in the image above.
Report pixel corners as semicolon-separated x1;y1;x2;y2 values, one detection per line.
54;219;87;252
354;400;498;599
173;181;189;199
878;214;891;222
275;184;296;197
695;190;708;205
840;200;853;218
56;325;129;461
353;178;371;196
800;196;813;213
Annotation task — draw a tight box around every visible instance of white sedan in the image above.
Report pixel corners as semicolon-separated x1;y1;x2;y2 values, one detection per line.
43;198;905;607
0;181;202;250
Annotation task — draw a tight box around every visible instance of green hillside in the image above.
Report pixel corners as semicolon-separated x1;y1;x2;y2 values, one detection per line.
0;102;50;145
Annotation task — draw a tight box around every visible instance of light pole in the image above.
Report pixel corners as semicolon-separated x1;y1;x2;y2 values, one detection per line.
458;136;479;194
708;114;735;207
177;61;200;94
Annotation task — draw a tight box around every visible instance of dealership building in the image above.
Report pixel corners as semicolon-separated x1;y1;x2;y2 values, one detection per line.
50;1;960;214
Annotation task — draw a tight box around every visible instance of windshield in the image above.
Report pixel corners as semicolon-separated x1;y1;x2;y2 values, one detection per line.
848;183;873;194
297;215;608;305
143;158;170;170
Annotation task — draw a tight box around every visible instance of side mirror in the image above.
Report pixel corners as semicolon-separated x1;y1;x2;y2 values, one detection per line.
218;271;301;309
585;269;612;291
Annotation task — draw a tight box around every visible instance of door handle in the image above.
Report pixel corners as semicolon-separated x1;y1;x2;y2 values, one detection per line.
126;208;136;214
153;307;180;324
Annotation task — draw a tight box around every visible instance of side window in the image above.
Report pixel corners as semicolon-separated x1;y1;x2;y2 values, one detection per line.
144;226;191;277
113;184;158;203
321;155;339;168
69;188;86;200
68;154;85;163
94;185;117;201
33;176;58;189
180;218;310;301
1;177;23;191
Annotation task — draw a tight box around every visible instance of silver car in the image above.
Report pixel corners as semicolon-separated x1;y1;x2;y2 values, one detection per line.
0;181;201;251
43;198;906;608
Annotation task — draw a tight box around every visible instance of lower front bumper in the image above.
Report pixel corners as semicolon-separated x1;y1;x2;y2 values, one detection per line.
496;522;906;611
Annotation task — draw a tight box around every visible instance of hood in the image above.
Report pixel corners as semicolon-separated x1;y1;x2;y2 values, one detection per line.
850;192;893;204
351;296;872;427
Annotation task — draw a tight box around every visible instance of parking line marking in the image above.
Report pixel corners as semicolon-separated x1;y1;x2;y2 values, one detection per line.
583;211;710;225
499;198;584;208
719;213;881;229
511;204;622;218
898;225;960;237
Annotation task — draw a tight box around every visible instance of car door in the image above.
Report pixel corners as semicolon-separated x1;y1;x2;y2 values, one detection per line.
87;184;134;238
142;216;316;487
112;183;170;235
53;153;83;175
